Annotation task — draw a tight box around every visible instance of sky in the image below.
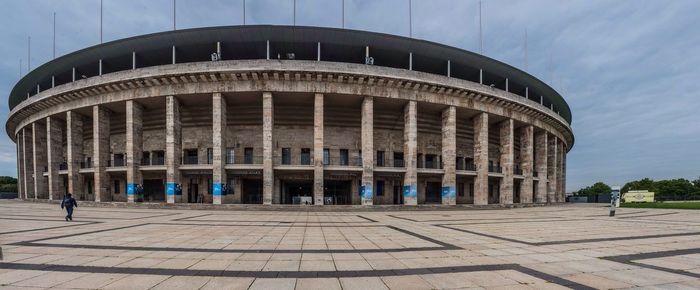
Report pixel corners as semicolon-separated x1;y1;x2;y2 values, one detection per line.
1;0;699;192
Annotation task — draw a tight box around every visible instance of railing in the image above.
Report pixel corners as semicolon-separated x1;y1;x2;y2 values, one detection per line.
419;160;443;169
59;162;67;170
234;156;263;165
392;159;405;168
141;157;164;166
325;157;362;167
458;161;476;171
533;171;538;177
80;160;92;169
488;164;502;173
277;156;313;166
108;159;125;167
182;156;199;165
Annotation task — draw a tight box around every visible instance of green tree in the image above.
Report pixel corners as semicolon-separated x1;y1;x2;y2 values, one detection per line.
576;182;611;196
655;179;694;201
0;176;17;185
622;178;655;193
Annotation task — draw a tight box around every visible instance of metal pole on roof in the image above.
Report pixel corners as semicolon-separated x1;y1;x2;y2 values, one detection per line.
293;0;296;25
479;0;482;54
100;0;103;44
408;0;412;37
524;27;528;71
341;0;344;28
19;59;22;78
53;12;56;59
173;0;176;30
243;0;246;25
27;36;30;72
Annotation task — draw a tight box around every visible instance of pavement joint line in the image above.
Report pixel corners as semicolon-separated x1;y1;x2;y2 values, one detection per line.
171;213;379;223
0;212;181;220
435;224;700;246
0;261;595;289
601;248;700;279
0;220;103;236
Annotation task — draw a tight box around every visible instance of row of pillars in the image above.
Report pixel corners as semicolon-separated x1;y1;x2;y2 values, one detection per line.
15;92;567;205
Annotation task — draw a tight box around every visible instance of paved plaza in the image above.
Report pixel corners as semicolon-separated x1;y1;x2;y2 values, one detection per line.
0;201;699;289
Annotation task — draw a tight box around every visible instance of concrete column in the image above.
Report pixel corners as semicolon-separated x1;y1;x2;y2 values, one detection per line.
165;96;181;203
535;131;548;203
361;96;374;205
558;142;566;202
22;127;34;199
126;100;143;203
262;92;274;205
519;125;534;203
441;106;456;205
46;117;64;200
66;111;83;197
93;106;111;202
313;93;324;205
402;101;418;205
32;122;47;199
212;93;226;205
561;146;567;202
16;135;23;199
547;135;558;203
473;112;489;205
499;119;514;205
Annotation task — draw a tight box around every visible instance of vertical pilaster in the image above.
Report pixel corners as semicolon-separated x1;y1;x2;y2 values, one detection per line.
93;106;110;202
262;92;274;205
547;135;558;203
520;125;534;203
561;146;567;202
558;142;565;202
47;117;63;200
16;135;23;199
212;93;226;205
313;93;324;205
361;96;374;205
499;119;514;205
32;122;47;199
126;101;143;203
66;111;83;197
441;106;456;205
22;127;34;199
535;131;548;203
403;101;418;205
473;113;489;205
165;96;181;203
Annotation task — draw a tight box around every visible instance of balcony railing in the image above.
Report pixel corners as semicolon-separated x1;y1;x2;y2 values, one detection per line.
324;157;362;167
108;159;125;167
392;159;405;168
80;160;92;169
419;160;443;169
182;156;199;165
141;157;164;166
488;165;502;173
59;162;67;170
457;162;476;171
277;156;313;166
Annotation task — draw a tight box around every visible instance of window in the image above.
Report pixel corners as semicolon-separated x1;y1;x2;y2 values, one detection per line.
207;148;213;164
226;148;235;164
152;151;165;165
281;148;291;165
114;180;120;194
339;149;349;166
184;149;198;164
244;147;254;164
113;154;125;167
425;154;436;169
142;151;151;166
393;152;404;167
301;148;311;165
376;180;385;196
376;151;385;167
323;148;330;165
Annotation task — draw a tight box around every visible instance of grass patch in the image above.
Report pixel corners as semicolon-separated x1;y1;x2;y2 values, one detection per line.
621;202;700;209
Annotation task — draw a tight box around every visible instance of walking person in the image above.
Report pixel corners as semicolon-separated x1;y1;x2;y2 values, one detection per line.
61;193;78;221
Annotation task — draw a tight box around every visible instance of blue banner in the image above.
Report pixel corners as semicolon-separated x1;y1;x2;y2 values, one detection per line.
166;182;176;196
403;185;417;198
213;182;222;197
441;186;456;199
127;183;135;196
361;185;373;200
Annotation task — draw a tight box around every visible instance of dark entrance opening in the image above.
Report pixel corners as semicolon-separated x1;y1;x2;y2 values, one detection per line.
187;179;199;203
143;179;165;202
283;181;313;204
514;181;521;203
324;180;352;205
425;182;442;204
242;179;263;204
488;182;500;204
393;185;403;204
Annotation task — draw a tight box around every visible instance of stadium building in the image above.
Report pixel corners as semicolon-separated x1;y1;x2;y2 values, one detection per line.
7;25;573;206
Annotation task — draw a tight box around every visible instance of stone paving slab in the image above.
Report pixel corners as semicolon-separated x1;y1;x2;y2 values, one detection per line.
1;200;700;289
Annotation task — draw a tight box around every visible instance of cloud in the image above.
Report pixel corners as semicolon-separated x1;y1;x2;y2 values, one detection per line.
1;0;699;191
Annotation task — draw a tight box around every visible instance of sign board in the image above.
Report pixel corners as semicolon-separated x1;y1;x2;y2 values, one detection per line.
622;190;655;203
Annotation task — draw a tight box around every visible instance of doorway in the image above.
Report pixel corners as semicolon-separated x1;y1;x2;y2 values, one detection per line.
324;180;352;205
143;179;165;202
425;182;442;204
242;179;263;204
284;181;313;204
393;185;403;204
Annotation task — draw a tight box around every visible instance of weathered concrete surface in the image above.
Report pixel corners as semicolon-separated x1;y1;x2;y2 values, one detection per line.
165;96;181;204
32;122;47;199
499;119;514;205
361;96;374;206
93;106;111;202
46;116;64;200
22;127;34;199
519;125;534;204
441;106;456;205
126;100;143;203
313;93;324;205
262;92;274;205
66;111;83;198
473;113;488;205
547;135;558;203
535;131;548;203
403;101;417;206
212;93;226;205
